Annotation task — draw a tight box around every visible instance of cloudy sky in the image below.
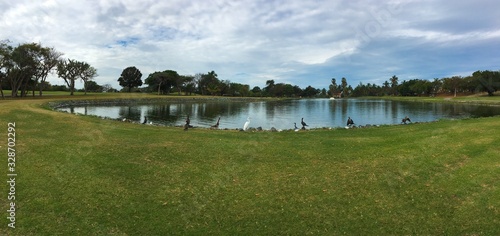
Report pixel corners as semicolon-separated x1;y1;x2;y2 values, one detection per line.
1;0;499;90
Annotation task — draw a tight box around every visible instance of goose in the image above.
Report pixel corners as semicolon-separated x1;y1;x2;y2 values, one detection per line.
294;122;300;132
185;115;193;128
301;118;308;130
142;116;148;124
211;117;221;129
347;117;354;126
401;116;411;124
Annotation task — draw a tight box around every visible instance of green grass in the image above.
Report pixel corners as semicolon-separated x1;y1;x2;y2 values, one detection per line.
1;94;499;235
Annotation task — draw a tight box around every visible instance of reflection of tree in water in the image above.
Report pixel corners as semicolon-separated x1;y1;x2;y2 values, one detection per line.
62;99;500;128
194;102;248;119
118;106;141;121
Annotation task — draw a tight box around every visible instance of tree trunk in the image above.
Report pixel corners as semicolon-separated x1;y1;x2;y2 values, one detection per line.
157;82;162;95
70;79;75;95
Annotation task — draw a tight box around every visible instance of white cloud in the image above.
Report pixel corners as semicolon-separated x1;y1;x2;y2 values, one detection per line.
1;0;499;90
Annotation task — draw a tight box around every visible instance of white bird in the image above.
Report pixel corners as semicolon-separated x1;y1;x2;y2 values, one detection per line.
294;122;300;132
243;117;250;131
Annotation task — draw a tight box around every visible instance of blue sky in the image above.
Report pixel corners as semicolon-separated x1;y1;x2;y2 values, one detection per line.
1;0;499;90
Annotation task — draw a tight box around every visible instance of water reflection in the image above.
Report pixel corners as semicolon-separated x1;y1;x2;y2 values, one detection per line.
57;99;500;130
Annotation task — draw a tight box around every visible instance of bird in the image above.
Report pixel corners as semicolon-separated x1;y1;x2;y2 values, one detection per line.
301;118;308;130
347;117;354;127
243;117;250;131
401;116;411;124
142;116;148;124
294;122;300;132
211;117;220;129
185;115;193;128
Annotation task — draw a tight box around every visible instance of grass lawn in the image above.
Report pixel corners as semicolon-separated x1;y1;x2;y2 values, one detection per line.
1;93;499;235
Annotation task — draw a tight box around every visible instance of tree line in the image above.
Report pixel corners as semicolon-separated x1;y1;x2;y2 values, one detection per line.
118;67;329;98
351;71;500;97
0;40;98;98
2;40;498;98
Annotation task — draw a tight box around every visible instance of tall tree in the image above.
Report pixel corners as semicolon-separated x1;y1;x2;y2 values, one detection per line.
199;71;219;95
80;62;98;95
118;66;143;92
341;77;348;97
144;70;178;95
182;75;196;95
5;43;42;97
57;59;94;95
0;41;12;98
329;78;338;97
473;70;500;96
442;76;463;97
264;79;275;96
34;47;62;96
390;75;399;95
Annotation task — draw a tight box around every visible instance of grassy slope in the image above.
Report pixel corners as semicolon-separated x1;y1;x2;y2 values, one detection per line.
1;94;499;235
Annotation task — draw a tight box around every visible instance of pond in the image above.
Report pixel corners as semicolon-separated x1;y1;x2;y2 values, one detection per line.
56;98;500;130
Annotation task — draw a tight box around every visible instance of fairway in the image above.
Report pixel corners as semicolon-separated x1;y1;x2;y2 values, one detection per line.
1;94;499;235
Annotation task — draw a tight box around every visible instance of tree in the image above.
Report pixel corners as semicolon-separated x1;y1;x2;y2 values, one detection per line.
118;66;143;92
198;71;219;95
442;76;463;97
473;70;500;96
57;59;95;95
85;81;102;92
182;75;196;95
329;78;338;97
302;85;319;97
341;77;348;97
0;40;12;98
390;75;399;95
251;86;262;96
102;83;115;93
5;43;42;97
381;80;390;95
144;70;178;95
80;63;98;94
34;47;62;96
264;79;275;96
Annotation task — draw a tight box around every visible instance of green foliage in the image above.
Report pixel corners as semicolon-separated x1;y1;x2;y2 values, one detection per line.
118;66;143;92
144;70;179;95
352;71;500;97
57;59;97;95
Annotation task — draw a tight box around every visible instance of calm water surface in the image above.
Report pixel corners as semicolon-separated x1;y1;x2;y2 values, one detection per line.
57;99;500;130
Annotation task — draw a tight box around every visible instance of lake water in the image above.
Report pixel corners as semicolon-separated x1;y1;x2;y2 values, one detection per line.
57;98;500;130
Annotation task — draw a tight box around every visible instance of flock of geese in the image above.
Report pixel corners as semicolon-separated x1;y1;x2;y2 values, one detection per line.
125;115;412;131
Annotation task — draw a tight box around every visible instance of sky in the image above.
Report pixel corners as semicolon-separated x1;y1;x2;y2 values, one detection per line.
1;0;499;90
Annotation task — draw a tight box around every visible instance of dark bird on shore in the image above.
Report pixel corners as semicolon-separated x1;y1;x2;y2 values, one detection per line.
301;118;308;130
211;117;221;129
401;116;411;124
184;115;193;128
142;116;148;124
347;117;354;126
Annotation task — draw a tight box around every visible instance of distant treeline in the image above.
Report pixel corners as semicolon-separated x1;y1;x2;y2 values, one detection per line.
2;40;498;98
351;71;500;97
